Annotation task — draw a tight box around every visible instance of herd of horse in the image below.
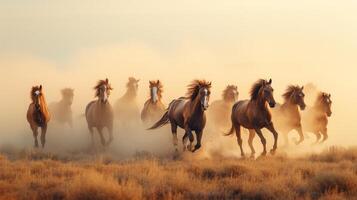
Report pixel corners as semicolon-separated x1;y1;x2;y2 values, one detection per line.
27;78;332;157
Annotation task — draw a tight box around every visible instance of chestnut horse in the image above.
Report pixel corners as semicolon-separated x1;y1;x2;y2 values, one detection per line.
27;85;51;148
114;77;140;125
148;80;211;152
225;79;278;157
272;85;306;146
208;85;238;129
49;88;74;127
302;92;332;144
85;78;114;146
141;80;165;124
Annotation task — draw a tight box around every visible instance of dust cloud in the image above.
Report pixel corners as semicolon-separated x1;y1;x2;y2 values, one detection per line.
0;42;355;160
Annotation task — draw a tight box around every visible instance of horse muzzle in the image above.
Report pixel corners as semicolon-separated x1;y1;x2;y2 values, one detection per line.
300;104;306;110
327;111;332;117
269;102;276;108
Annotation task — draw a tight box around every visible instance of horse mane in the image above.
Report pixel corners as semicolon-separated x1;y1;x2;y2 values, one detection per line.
282;85;300;101
149;80;163;99
222;85;237;101
250;79;267;100
94;79;112;97
61;88;74;98
186;80;211;100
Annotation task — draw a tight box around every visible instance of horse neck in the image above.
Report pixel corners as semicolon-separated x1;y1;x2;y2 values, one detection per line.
124;88;137;99
39;96;50;122
254;96;268;111
282;100;298;111
190;95;204;116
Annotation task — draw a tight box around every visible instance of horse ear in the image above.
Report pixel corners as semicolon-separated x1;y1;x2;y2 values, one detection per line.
105;78;109;84
301;86;304;90
268;79;272;84
208;82;212;86
39;85;42;90
328;93;331;97
157;80;160;84
136;79;140;83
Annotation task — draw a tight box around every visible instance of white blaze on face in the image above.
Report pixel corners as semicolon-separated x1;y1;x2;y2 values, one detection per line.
34;90;40;96
103;86;108;102
203;89;209;109
151;87;158;103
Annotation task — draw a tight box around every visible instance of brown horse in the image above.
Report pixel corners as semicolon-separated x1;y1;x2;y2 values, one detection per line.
149;80;212;152
302;92;332;144
114;77;140;126
208;85;238;129
26;85;51;148
141;80;165;125
85;78;114;146
49;88;74;127
225;79;278;157
271;85;306;146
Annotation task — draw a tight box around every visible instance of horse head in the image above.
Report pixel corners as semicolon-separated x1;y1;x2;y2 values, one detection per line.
223;85;239;103
319;92;332;117
61;88;74;106
259;79;276;108
283;85;306;110
95;78;113;104
149;80;162;103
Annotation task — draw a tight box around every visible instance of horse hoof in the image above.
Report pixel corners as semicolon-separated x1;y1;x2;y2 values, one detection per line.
270;149;276;155
261;152;267;156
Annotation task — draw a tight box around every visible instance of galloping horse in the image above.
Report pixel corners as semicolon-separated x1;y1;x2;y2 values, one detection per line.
85;78;114;147
225;79;278;157
114;77;140;125
302;92;332;144
208;85;238;129
141;80;165;124
27;85;51;148
149;80;211;152
271;85;306;146
49;88;74;127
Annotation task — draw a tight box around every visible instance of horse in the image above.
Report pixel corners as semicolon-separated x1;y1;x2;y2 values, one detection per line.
85;78;114;147
271;85;306;146
225;79;278;157
148;80;212;153
49;88;74;127
302;92;332;144
141;80;165;125
114;77;140;126
26;85;51;148
208;85;238;129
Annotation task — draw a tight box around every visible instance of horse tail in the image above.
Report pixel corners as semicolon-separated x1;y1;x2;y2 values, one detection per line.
224;102;238;136
147;111;169;130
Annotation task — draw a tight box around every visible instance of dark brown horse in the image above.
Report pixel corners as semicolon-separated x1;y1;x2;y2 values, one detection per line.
302;92;332;144
225;79;278;157
141;80;165;125
272;85;306;146
208;85;238;129
49;88;74;127
148;80;211;152
27;85;51;148
85;78;114;146
114;77;140;126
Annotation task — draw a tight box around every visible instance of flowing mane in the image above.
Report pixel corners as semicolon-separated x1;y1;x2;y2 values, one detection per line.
94;79;112;97
282;85;301;101
250;79;267;100
149;80;163;99
222;85;237;101
186;80;212;100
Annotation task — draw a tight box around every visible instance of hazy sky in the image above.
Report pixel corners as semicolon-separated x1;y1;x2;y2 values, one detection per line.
1;0;357;145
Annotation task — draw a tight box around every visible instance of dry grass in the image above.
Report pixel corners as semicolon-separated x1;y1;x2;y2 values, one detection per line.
0;147;356;200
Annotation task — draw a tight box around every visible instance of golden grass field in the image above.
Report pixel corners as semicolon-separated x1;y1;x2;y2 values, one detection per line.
0;146;356;200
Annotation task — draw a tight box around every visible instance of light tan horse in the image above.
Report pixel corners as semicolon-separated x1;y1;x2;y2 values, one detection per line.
208;85;238;129
114;77;140;126
149;80;212;153
271;85;306;146
27;85;51;148
302;92;332;144
225;79;278;157
141;80;165;125
85;78;114;147
49;88;74;127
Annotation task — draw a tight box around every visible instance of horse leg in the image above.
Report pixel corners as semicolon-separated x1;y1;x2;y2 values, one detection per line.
31;125;39;148
182;132;188;151
294;125;304;145
40;124;47;148
97;127;106;146
248;129;255;158
320;128;328;144
88;126;95;147
254;128;267;156
106;124;114;146
192;130;202;152
234;124;245;157
313;131;321;145
265;123;278;155
171;123;178;152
